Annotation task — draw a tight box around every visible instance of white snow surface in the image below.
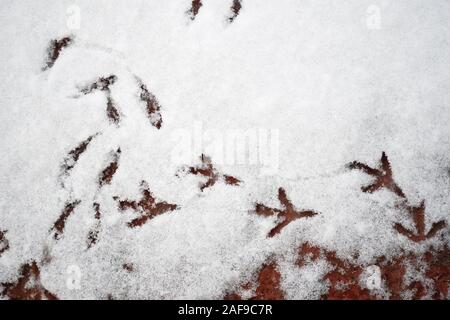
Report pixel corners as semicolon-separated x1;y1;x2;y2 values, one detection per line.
0;0;449;299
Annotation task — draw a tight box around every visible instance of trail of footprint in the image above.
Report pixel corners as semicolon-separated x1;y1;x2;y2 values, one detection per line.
187;0;243;23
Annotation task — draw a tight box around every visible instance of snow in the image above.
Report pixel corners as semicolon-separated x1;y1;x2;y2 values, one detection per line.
0;0;449;299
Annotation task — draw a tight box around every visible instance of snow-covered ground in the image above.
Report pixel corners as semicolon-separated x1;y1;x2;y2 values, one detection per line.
0;0;449;299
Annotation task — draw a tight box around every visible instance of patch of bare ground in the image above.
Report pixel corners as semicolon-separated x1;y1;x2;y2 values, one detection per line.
1;261;58;300
187;0;203;20
224;262;284;300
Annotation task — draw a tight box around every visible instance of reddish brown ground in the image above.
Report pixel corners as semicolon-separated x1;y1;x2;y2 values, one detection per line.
1;261;58;300
225;262;284;300
225;243;449;300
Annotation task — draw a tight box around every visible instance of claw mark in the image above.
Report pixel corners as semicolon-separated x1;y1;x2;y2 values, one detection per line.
296;242;321;267
78;75;121;125
180;154;241;192
297;244;376;300
394;201;447;243
138;81;163;129
229;0;242;22
87;203;102;249
50;200;81;240
106;96;121;125
1;261;58;300
252;262;284;300
0;230;10;256
41;245;52;266
224;262;284;300
60;133;99;185
99;148;121;187
113;181;178;228
188;0;203;20
79;75;117;95
425;245;450;299
254;187;318;237
348;152;406;198
122;263;134;272
376;256;409;300
322;251;375;300
43;36;73;70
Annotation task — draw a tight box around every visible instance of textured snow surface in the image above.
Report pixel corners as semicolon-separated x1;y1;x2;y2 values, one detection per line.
0;0;449;299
